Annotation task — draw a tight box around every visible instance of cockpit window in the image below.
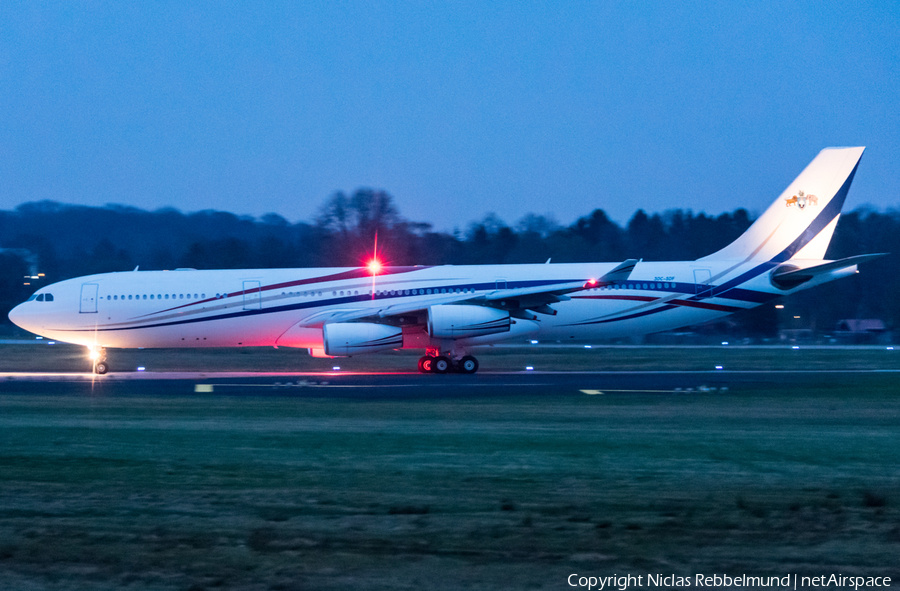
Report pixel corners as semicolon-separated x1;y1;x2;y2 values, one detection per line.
44;293;54;302
36;294;44;301
26;294;37;302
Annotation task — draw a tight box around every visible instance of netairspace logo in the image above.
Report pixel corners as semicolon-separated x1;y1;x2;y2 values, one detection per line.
567;574;892;590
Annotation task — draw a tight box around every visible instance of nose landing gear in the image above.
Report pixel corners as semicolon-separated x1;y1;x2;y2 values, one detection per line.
90;347;109;375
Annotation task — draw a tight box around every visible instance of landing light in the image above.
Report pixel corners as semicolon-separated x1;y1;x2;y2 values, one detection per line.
530;340;539;344
137;367;145;371
89;350;101;361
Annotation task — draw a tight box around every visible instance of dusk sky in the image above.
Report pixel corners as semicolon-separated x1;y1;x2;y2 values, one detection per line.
1;1;897;231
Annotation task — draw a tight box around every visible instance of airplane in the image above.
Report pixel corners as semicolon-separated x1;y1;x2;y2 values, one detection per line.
8;147;884;375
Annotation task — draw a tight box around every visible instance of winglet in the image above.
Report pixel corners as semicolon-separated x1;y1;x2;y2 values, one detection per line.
598;258;639;285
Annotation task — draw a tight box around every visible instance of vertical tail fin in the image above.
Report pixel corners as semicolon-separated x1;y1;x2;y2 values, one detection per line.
702;147;864;263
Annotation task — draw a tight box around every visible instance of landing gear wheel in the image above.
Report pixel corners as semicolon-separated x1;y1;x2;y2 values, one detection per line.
418;356;434;373
459;355;479;374
432;356;451;374
94;361;109;375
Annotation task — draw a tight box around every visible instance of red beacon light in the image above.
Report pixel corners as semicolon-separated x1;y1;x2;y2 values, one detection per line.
367;258;383;275
584;278;598;288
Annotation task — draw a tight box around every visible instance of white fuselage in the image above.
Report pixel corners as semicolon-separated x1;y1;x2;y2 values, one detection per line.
8;258;819;352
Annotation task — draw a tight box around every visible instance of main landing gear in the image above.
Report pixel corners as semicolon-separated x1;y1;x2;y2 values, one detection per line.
417;353;479;374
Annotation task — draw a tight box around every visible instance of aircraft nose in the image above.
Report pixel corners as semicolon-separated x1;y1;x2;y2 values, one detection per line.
8;302;31;331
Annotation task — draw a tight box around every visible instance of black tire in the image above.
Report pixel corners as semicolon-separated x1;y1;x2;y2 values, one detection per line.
94;361;109;375
418;356;433;373
432;356;451;374
459;355;479;374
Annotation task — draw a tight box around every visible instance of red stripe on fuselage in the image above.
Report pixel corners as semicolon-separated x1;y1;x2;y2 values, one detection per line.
133;266;428;318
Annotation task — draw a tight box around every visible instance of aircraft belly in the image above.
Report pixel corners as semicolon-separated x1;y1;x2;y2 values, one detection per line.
536;299;727;340
75;310;299;348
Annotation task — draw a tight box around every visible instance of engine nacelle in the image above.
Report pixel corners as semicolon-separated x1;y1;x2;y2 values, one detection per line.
428;305;510;338
323;323;403;356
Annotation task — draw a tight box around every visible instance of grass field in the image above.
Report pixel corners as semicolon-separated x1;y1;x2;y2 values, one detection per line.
1;371;899;590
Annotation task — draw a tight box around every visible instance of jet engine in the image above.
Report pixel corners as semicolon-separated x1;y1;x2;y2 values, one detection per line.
323;323;403;356
428;305;510;338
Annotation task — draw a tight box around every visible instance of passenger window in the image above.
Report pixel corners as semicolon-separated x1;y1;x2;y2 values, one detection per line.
179;294;184;299
165;294;169;299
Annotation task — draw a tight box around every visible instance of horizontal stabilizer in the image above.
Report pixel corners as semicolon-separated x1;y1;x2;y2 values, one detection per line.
770;253;887;289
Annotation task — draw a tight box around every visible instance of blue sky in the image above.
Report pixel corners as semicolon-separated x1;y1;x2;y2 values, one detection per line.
1;1;897;231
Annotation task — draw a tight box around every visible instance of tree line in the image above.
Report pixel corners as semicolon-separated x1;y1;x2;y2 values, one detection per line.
1;189;897;337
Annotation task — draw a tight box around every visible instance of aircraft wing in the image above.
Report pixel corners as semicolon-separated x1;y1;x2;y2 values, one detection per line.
480;258;640;302
307;258;640;326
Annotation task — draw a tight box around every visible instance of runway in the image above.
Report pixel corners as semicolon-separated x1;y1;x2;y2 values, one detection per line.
1;368;896;397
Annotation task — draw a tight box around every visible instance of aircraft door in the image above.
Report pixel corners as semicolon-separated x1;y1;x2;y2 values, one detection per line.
80;283;99;313
693;269;712;299
243;280;262;310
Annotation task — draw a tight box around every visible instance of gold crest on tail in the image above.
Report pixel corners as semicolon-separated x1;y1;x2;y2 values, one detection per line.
785;190;818;209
